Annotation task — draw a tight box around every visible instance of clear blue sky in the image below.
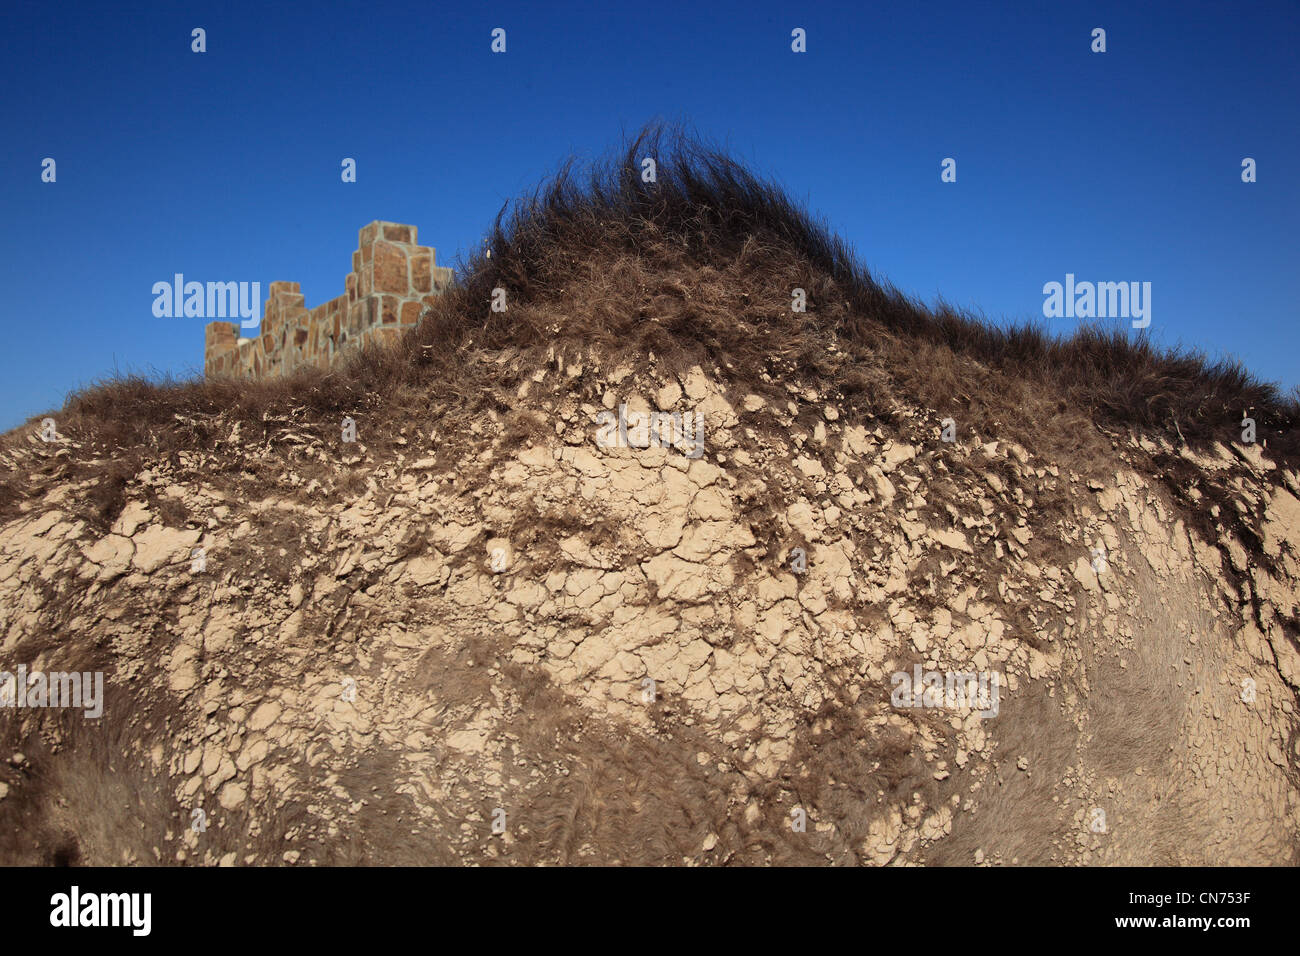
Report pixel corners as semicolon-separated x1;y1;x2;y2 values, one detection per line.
2;0;1296;433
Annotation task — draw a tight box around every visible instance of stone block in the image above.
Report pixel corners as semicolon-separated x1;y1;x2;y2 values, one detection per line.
411;251;432;292
372;241;409;294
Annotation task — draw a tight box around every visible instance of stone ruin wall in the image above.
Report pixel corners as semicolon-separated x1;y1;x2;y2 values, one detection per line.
204;221;453;379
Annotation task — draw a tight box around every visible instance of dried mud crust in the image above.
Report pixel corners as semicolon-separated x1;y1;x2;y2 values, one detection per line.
1;356;1297;866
